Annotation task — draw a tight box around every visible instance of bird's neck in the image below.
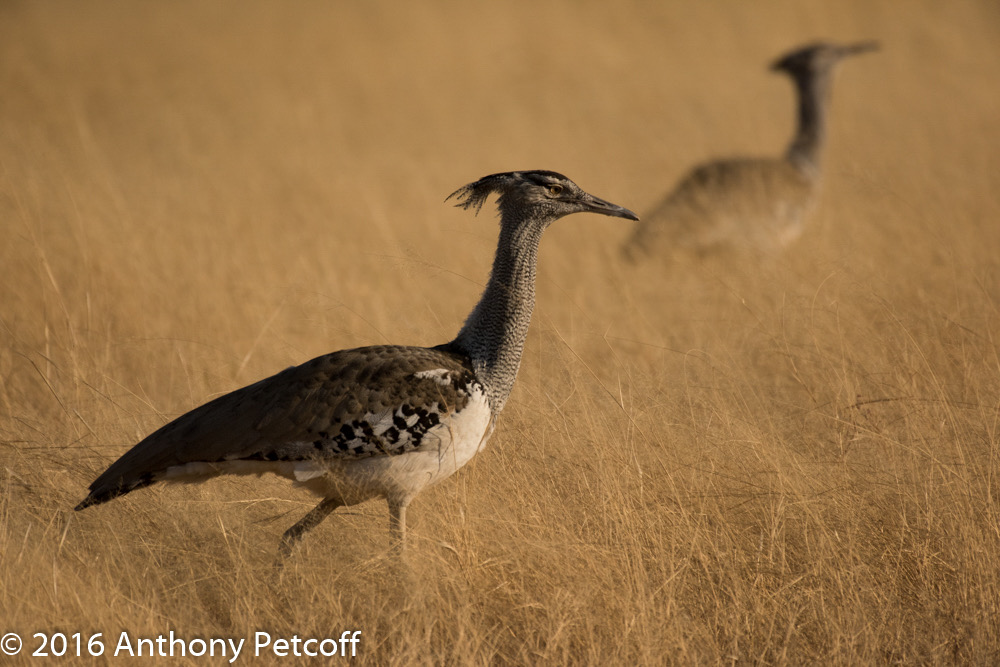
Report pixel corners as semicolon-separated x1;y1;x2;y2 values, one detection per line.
785;71;832;179
451;218;546;414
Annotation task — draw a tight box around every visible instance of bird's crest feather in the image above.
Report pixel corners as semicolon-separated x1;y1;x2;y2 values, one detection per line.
446;172;519;216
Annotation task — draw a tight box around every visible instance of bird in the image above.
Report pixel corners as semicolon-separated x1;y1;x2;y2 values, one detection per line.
623;41;878;261
75;170;638;556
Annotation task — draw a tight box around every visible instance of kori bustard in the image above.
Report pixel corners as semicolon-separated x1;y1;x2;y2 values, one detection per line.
76;170;637;555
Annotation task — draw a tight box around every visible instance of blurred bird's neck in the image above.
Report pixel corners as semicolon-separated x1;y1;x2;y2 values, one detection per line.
786;71;832;178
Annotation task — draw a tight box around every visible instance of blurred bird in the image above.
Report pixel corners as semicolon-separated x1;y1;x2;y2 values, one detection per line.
623;41;878;261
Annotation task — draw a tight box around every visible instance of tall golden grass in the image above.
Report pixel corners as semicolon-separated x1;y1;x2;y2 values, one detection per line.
2;0;999;663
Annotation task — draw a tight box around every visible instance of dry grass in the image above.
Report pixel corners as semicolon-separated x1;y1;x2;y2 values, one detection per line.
2;0;999;664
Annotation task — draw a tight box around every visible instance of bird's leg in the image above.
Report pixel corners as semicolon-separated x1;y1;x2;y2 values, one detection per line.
388;498;410;553
278;497;342;557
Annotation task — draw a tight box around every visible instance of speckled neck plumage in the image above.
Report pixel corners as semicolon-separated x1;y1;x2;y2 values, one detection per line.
450;213;546;414
785;69;832;179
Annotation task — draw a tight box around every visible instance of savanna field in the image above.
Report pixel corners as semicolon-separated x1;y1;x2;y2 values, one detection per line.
2;1;999;664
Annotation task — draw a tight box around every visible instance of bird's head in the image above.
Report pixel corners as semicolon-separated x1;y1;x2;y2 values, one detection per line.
447;170;638;226
771;40;879;77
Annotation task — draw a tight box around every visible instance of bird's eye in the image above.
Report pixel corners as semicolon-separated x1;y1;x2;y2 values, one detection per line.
547;185;563;196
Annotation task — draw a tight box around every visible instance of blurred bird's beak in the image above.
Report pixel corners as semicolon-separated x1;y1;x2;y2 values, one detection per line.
841;41;880;58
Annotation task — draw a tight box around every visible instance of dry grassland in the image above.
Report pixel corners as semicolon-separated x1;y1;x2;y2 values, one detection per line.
2;0;999;664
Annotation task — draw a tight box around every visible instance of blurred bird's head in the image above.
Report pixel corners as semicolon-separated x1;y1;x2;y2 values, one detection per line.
771;41;879;78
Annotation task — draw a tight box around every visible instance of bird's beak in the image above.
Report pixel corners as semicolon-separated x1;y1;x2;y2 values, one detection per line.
840;41;880;58
581;193;639;221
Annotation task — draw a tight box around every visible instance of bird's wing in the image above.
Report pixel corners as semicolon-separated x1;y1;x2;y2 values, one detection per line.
78;345;482;507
